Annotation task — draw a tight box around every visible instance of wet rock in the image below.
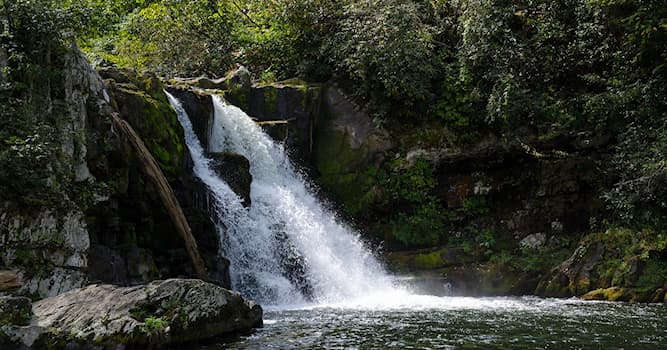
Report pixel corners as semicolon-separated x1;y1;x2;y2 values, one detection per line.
165;86;215;148
106;69;186;180
536;240;605;297
210;152;253;207
581;287;634;302
5;279;262;349
229;79;323;165
443;175;472;208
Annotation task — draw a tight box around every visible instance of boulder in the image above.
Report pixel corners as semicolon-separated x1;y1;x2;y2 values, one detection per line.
226;66;252;89
535;240;605;297
4;279;262;349
581;287;633;302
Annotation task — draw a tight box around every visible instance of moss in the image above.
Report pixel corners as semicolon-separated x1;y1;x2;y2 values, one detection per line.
314;124;378;215
315;128;349;175
222;84;249;111
603;287;630;301
12;248;38;266
414;251;443;269
111;75;185;180
318;173;371;215
571;277;591;296
262;88;279;117
0;297;32;326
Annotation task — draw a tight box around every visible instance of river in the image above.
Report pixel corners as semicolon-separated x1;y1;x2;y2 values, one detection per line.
207;296;666;349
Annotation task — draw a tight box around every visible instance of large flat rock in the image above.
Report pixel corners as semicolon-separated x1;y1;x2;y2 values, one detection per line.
2;279;262;349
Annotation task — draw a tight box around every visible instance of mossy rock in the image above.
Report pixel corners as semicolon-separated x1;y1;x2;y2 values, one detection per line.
582;287;634;302
105;69;186;180
386;247;473;272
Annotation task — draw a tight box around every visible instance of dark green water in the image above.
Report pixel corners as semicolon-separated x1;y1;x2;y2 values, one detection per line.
208;296;666;349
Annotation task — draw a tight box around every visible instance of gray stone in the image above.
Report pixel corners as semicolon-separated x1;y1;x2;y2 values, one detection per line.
5;279;262;349
520;233;547;249
227;66;252;89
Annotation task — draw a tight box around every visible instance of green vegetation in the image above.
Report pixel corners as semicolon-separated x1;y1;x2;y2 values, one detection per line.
369;159;448;246
2;0;666;298
141;316;169;335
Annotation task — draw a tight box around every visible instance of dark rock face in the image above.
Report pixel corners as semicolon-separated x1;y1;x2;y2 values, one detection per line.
387;248;537;297
226;80;324;166
312;85;392;214
2;279;262;349
87;68;230;289
433;144;602;243
210;152;253;207
165;86;214;148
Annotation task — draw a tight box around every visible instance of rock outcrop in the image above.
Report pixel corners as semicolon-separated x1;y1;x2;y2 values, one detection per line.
536;228;667;302
167;69;324;167
1;279;262;349
0;40;111;298
313;85;392;214
1;24;231;297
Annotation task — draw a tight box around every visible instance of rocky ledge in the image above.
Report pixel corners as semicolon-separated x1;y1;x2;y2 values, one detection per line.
0;279;262;349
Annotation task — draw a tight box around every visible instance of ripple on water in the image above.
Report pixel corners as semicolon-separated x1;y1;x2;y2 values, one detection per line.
206;296;667;350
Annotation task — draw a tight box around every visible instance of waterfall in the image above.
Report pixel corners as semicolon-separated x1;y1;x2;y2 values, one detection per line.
167;92;398;306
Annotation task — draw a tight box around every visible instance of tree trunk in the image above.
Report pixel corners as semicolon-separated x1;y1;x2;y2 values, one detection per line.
111;113;209;281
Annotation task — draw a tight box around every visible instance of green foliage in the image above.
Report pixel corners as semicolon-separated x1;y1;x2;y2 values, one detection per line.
604;114;667;227
259;69;277;85
636;258;667;289
375;159;437;203
435;71;479;128
142;316;168;334
370;158;449;247
115;0;234;76
335;0;437;109
461;196;489;217
392;201;446;246
489;250;513;266
0;0;71;206
582;228;667;289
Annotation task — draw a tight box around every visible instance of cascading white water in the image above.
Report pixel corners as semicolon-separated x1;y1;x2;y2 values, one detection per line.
167;91;401;306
